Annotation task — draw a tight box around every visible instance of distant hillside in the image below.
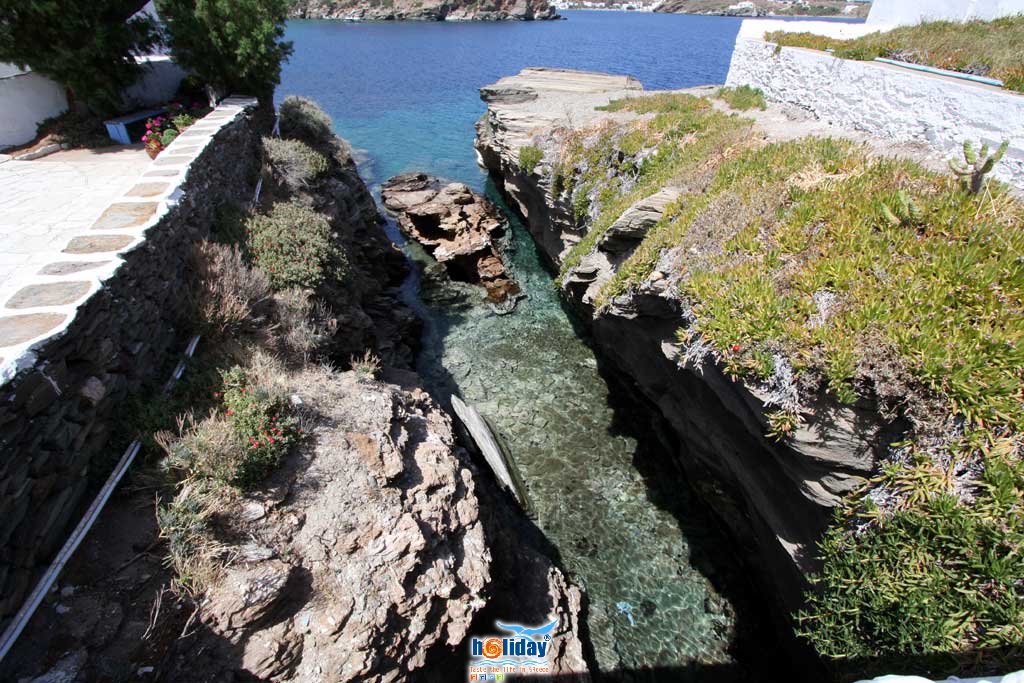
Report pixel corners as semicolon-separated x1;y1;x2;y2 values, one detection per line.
289;0;560;20
653;0;870;16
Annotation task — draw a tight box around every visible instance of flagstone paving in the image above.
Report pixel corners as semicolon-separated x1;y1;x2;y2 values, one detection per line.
0;146;152;312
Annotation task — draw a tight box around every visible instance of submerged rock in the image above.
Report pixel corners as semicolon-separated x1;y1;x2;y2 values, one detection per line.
383;173;521;303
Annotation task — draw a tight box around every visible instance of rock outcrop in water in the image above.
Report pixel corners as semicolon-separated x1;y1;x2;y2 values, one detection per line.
474;68;887;630
383;173;521;303
289;0;559;21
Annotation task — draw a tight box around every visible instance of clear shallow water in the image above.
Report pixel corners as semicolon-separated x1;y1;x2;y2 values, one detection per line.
277;12;849;677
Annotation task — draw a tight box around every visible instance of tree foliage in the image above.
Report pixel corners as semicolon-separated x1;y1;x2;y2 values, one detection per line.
0;0;157;114
156;0;293;101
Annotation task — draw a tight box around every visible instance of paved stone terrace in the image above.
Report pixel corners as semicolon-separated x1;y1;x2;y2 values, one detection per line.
0;98;257;380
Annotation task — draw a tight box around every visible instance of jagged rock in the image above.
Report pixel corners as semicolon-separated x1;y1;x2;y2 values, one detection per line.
382;173;521;303
186;370;492;682
288;0;559;21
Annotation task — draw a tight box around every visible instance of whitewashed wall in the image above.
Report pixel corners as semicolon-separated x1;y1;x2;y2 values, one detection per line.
0;57;186;150
0;65;68;149
725;21;1024;191
867;0;1024;25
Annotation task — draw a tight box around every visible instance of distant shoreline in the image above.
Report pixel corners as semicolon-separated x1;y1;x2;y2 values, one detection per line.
558;7;867;18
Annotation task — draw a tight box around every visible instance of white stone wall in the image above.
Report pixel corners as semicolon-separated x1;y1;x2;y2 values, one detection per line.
0;66;68;149
867;0;1024;25
0;56;185;150
725;29;1024;191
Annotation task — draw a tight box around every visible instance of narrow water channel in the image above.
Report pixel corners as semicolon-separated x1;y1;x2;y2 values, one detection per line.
376;179;760;678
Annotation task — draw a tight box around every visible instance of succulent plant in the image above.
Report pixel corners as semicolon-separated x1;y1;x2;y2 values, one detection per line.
948;139;1009;194
881;189;924;228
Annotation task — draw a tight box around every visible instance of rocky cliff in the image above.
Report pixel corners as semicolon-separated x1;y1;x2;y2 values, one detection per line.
653;0;869;18
474;68;888;621
0;100;589;683
289;0;559;21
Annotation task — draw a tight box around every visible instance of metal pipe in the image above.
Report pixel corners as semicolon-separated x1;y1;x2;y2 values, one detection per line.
0;334;201;664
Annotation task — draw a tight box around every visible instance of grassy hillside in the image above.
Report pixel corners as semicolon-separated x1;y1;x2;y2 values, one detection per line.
767;15;1024;92
546;90;1024;674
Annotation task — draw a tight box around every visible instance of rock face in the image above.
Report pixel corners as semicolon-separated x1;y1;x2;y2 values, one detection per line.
382;173;521;303
475;69;883;625
166;370;490;682
653;0;869;17
0;121;590;682
289;0;559;21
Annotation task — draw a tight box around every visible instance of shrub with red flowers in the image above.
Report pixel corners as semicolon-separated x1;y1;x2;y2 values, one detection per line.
218;366;302;488
141;101;210;157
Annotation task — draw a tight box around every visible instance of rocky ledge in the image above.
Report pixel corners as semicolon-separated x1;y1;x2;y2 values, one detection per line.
383;173;521;303
474;68;889;625
289;0;559;21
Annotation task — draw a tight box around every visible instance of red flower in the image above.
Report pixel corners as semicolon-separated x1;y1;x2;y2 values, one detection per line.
731;344;742;352
226;409;234;416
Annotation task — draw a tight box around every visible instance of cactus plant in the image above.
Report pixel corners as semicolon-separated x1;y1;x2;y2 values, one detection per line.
881;190;924;228
948;139;1009;194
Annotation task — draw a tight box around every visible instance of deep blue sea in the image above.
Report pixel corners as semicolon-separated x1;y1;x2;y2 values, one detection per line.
279;10;750;186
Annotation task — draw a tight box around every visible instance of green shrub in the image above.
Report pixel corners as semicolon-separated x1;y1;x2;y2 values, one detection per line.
519;145;544;175
798;434;1024;668
263;136;329;191
156;0;293;101
246;200;348;290
172;113;196;131
218;366;301;488
278;95;335;146
160;128;180;146
715;85;767;111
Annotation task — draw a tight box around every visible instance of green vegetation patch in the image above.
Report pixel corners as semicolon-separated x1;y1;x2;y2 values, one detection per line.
279;95;335;146
246;200;349;290
715;85;767;111
799;432;1024;669
556;93;754;281
518;145;544;175
263;136;329;191
766;15;1024;93
551;88;1024;667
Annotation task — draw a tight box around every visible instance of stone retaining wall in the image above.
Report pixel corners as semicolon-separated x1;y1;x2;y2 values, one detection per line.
725;20;1024;192
0;98;261;621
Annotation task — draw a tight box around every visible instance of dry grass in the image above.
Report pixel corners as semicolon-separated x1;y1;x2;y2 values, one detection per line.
191;241;272;338
767;15;1024;92
272;288;338;363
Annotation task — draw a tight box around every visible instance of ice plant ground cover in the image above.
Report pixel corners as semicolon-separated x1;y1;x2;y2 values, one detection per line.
764;15;1024;92
546;91;1024;670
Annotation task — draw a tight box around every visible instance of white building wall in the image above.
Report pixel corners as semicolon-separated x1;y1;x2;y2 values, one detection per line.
725;20;1024;191
867;0;1024;24
0;65;68;149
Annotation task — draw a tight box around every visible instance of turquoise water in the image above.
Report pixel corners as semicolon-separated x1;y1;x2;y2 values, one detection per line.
281;10;746;187
276;12;856;678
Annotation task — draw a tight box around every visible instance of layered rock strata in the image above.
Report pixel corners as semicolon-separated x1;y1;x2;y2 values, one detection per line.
382;173;521;303
474;68;885;621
